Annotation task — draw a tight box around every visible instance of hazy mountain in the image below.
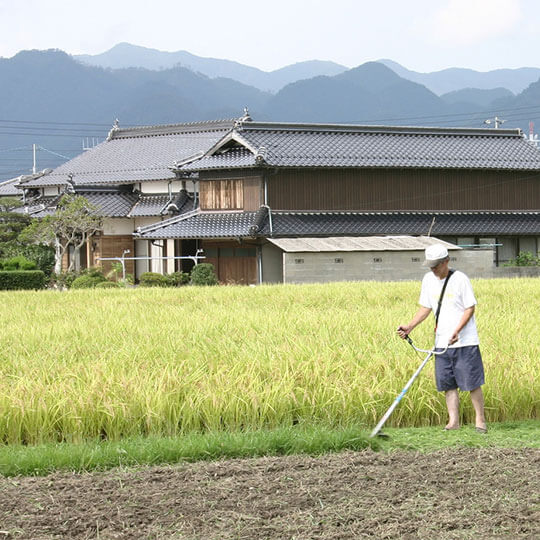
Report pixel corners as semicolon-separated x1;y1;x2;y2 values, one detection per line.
265;62;448;123
440;87;514;108
2;48;540;184
378;59;540;96
0;49;269;181
75;43;348;93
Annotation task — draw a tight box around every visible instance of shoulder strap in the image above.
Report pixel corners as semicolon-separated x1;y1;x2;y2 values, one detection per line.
435;269;454;327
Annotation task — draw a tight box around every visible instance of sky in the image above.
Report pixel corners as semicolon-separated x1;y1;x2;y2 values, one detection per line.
0;0;539;73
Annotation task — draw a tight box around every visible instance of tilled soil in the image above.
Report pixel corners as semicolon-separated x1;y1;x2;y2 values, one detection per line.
0;448;539;539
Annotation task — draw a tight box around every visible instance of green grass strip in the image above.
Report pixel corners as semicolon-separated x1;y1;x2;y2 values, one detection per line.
0;421;538;477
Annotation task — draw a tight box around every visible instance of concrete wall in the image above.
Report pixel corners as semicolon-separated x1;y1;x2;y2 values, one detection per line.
261;243;283;283
489;266;540;278
282;249;494;284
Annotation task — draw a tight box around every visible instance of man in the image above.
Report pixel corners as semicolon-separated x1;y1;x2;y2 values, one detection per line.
397;243;487;433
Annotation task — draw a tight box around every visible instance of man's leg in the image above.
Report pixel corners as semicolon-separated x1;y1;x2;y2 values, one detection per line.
470;386;487;431
445;389;460;429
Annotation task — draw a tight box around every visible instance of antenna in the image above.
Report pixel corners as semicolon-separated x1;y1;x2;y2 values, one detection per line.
484;116;505;129
82;137;101;151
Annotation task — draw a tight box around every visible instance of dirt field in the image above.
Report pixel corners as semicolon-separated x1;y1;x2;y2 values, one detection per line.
0;448;538;539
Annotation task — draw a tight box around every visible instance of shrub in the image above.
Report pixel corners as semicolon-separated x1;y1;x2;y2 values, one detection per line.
504;251;540;267
53;267;107;289
0;270;46;290
71;274;108;289
190;263;218;286
166;271;190;287
0;255;37;271
1;244;55;276
139;272;168;287
95;281;121;289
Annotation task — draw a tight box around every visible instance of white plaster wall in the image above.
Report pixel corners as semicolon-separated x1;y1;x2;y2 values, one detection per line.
139;180;188;194
43;186;60;196
134;217;163;229
166;239;175;273
102;218;135;235
135;239;149;278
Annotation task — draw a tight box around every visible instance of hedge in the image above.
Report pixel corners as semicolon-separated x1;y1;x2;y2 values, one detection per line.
0;271;46;290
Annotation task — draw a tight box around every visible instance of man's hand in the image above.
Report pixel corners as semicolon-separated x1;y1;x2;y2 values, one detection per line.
397;325;411;339
449;331;459;344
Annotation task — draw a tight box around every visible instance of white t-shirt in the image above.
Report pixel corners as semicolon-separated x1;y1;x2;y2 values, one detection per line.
419;270;479;349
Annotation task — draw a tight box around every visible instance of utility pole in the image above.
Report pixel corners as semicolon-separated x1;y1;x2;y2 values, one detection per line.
32;143;37;174
484;116;505;129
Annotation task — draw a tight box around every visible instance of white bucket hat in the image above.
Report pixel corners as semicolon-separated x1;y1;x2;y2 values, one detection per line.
423;244;449;267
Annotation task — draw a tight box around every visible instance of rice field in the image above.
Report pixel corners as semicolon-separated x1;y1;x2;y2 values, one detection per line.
0;278;538;445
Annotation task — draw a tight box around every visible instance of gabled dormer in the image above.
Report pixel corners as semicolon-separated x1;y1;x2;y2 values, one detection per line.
177;128;266;212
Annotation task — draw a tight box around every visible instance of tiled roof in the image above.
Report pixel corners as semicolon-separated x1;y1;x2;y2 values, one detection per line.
135;209;540;239
30;191;138;218
20;120;235;188
180;122;540;171
0;177;22;196
12;195;60;217
128;190;195;217
268;236;461;253
129;195;171;217
261;210;540;236
135;210;259;239
182;147;257;171
77;191;139;217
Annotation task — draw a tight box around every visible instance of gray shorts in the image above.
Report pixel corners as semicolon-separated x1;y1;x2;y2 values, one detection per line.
434;345;485;392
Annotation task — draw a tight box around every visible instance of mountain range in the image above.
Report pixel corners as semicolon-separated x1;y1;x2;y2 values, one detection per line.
2;44;540;183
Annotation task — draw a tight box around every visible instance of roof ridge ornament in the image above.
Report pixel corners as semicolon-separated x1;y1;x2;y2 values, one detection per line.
255;146;267;164
106;118;120;141
234;107;252;128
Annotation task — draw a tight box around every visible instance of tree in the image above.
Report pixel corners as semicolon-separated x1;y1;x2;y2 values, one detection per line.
0;196;55;275
0;196;30;247
20;195;102;274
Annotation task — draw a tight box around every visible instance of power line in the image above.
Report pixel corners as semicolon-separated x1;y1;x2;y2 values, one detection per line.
0;118;114;127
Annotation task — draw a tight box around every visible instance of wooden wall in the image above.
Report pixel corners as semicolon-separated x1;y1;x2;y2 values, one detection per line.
201;240;258;285
267;168;540;211
92;235;135;277
199;174;262;211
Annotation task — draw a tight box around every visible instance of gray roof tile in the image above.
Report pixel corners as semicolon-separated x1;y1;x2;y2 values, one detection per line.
262;210;540;236
31;191;138;218
135;209;540;239
181;122;540;171
77;191;139;217
136;210;259;239
20;120;235;188
128;195;171;217
128;190;195;217
0;178;22;196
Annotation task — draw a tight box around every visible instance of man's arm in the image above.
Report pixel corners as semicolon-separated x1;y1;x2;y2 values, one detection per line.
449;305;475;344
397;306;432;338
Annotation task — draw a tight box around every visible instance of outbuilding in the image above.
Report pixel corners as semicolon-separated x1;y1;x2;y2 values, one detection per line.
265;236;493;283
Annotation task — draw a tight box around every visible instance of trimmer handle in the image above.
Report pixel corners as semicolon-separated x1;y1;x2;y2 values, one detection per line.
403;333;448;355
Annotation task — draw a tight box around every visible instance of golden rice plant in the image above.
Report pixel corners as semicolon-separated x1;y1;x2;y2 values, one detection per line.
0;278;538;444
